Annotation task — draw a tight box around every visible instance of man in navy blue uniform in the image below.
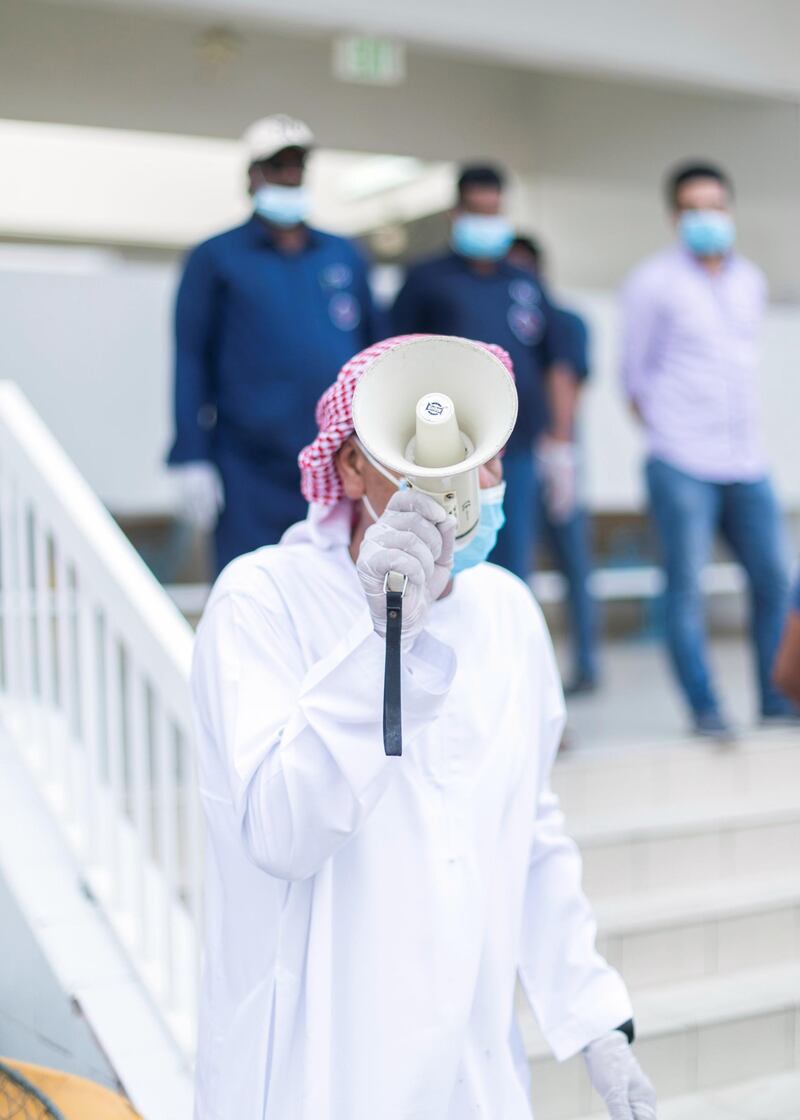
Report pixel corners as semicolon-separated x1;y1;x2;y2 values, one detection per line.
168;114;375;574
508;235;598;693
392;165;570;589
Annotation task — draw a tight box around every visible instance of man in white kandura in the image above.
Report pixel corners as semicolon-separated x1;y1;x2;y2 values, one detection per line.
190;335;657;1120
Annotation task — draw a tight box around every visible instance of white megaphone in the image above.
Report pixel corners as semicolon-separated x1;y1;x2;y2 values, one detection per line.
352;336;518;545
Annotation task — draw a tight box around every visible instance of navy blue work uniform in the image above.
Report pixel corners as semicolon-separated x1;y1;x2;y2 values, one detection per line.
538;304;598;686
553;306;589;383
392;252;568;578
168;217;374;574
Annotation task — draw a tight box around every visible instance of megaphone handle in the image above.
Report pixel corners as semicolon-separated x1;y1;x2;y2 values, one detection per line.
382;571;406;756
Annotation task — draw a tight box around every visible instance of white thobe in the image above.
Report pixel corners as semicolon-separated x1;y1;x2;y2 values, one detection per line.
191;503;631;1120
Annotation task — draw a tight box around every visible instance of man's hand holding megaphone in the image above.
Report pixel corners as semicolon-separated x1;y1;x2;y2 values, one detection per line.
350;335;518;756
356;490;456;650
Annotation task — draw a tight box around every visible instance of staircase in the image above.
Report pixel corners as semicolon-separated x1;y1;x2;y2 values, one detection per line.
529;732;800;1119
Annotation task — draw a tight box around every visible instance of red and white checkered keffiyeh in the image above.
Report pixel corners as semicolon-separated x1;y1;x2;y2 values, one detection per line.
298;334;515;507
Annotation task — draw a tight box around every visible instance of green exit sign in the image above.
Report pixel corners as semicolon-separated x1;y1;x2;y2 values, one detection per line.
333;35;406;86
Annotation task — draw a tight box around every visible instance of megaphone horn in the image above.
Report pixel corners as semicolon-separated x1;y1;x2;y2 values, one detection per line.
352;336;518;544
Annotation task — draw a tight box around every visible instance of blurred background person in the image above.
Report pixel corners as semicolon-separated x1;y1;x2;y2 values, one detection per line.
508;235;598;694
392;164;571;588
167;113;376;575
621;161;793;739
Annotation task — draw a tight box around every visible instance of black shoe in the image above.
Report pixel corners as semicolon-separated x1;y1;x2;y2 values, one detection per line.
564;675;599;698
693;711;737;744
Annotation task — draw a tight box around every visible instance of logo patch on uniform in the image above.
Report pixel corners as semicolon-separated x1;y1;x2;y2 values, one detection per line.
509;279;539;307
507;304;545;345
329;292;361;331
320;263;353;290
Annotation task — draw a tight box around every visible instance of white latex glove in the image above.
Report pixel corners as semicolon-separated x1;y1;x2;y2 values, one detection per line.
357;489;455;649
583;1030;657;1120
172;462;225;531
537;438;579;524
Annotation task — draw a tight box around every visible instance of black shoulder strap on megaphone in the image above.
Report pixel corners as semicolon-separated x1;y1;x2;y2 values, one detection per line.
382;572;406;756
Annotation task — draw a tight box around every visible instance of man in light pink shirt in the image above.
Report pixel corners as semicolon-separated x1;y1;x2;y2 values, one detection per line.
621;162;793;738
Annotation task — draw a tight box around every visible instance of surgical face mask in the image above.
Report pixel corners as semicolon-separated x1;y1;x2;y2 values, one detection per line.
253;183;309;227
679;210;735;257
355;438;408;524
451;214;514;261
452;482;506;576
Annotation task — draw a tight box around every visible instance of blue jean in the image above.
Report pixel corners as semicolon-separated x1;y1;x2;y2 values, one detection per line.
646;457;791;719
491;451;598;682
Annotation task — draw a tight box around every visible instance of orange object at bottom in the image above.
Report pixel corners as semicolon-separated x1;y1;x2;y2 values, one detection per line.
1;1058;141;1120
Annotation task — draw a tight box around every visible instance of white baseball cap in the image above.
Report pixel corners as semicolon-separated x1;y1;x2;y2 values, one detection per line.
241;114;315;165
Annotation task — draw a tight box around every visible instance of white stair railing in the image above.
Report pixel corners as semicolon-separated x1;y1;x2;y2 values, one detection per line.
0;382;201;1061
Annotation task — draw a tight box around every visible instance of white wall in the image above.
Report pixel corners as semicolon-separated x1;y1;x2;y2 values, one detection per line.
3;254;798;517
0;255;178;515
0;119;454;246
48;0;800;101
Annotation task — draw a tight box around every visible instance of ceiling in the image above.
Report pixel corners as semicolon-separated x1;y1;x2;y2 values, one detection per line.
45;0;800;100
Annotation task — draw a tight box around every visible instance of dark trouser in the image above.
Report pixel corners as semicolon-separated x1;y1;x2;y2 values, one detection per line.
541;507;598;683
491;450;598;683
646;457;791;719
213;437;307;575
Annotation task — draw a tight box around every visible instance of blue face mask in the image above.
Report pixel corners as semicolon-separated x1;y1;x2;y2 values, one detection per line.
679;210;735;257
452;483;506;576
452;214;514;261
254;184;309;228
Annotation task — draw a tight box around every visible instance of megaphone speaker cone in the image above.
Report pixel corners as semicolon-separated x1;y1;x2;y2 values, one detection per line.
351;336;518;481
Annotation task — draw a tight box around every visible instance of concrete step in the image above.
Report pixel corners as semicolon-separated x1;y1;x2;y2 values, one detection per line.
573;799;800;902
553;729;800;820
595;875;800;990
578;1069;800;1120
525;962;800;1120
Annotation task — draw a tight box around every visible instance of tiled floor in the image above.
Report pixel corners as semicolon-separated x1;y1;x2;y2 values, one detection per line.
582;1070;800;1119
557;636;766;748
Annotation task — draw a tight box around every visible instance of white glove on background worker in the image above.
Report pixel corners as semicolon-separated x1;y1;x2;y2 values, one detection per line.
583;1029;657;1119
537;438;579;524
357;490;455;649
172;461;225;531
